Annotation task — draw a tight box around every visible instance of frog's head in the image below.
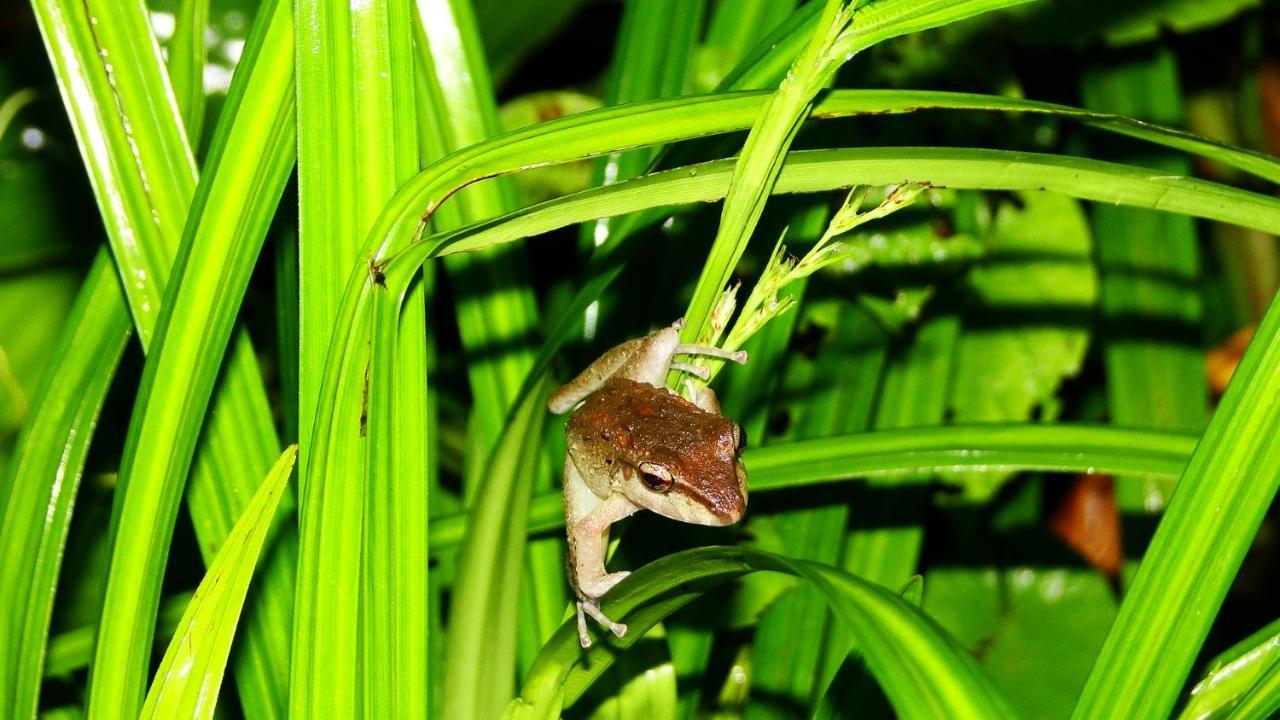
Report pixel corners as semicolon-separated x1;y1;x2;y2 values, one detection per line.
569;378;748;525
627;418;748;526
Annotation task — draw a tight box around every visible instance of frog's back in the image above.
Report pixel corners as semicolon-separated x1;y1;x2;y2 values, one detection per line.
567;378;736;496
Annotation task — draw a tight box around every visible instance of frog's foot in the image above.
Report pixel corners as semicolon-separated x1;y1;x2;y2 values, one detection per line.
576;600;628;648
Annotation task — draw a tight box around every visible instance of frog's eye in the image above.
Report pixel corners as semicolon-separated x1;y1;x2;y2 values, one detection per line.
734;424;747;453
638;462;674;493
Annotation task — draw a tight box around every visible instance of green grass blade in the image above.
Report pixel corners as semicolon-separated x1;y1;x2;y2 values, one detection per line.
44;592;193;680
1084;49;1207;585
292;263;370;718
816;313;960;713
0;249;132;720
169;0;209;145
679;0;851;348
1180;618;1280;720
366;88;1280;292
706;0;799;67
831;0;1033;58
681;0;1034;346
108;2;297;717
430;424;1197;553
364;283;432;718
511;546;1016;719
442;385;552;719
397;148;1280;268
294;0;418;466
276;230;300;443
581;630;679;720
744;424;1195;489
747;296;885;719
32;0;292;716
415;0;536;469
31;0;192;334
354;87;1280;438
718;2;823;91
855;313;958;580
292;0;420;716
1227;660;1280;720
139;446;297;720
1073;279;1280;718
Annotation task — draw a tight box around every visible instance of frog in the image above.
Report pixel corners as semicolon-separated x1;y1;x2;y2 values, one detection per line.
548;318;749;647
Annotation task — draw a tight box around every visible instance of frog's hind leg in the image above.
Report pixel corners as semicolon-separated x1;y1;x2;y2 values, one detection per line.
549;333;665;413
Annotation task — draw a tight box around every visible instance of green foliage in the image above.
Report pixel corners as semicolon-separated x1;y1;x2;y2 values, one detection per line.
140;447;297;720
3;0;1279;718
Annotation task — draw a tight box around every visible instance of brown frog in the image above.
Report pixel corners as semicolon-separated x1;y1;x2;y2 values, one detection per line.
548;319;749;647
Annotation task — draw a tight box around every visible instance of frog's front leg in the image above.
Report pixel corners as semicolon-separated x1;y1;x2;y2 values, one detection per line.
564;460;640;647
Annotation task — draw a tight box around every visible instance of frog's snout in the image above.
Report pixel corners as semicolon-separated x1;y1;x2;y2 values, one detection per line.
722;463;748;524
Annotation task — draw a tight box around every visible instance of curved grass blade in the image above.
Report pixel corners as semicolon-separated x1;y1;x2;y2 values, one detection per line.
509;546;1016;719
0;249;131;720
362;86;1280;452
368;87;1280;290
429;423;1197;553
395;147;1280;269
0;88;38;146
139;446;297;720
1073;283;1280;718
